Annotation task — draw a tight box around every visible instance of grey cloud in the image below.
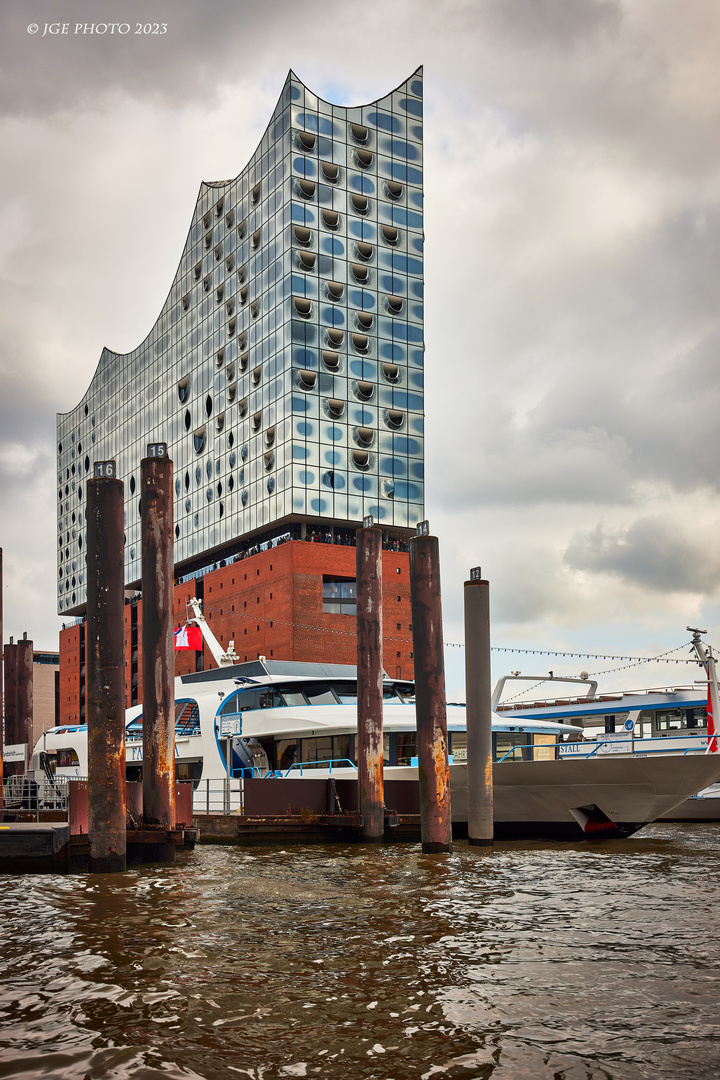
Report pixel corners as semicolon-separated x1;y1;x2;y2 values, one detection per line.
485;0;622;50
564;516;720;594
0;0;298;116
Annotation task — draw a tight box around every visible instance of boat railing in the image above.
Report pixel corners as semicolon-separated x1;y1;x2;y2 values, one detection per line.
283;758;358;777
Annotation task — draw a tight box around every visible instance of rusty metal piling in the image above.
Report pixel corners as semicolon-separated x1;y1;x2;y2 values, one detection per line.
86;463;126;873
141;446;176;839
464;569;494;846
356;523;385;842
16;634;33;763
409;527;453;853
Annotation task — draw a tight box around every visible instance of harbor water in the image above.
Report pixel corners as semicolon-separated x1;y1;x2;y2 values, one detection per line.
1;824;719;1079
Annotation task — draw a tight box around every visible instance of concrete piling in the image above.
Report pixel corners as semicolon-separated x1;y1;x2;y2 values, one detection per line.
141;445;176;837
16;634;33;765
86;462;126;873
409;526;453;853
464;569;494;846
356;523;385;842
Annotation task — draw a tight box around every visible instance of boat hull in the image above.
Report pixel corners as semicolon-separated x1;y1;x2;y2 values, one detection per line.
387;754;720;839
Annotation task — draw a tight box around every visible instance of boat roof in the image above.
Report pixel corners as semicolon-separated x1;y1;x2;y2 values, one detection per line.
179;659;396;685
495;685;706;720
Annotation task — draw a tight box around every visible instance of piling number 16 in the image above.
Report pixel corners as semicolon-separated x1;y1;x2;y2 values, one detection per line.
94;461;116;478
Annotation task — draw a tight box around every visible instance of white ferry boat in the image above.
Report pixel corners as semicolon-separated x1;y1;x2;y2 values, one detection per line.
25;614;720;839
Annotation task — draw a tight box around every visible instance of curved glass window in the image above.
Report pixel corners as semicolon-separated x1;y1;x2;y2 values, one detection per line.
356;380;374;401
194;427;206;454
350;123;369;143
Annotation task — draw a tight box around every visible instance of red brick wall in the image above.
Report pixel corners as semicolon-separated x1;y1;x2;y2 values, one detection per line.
58;623;84;726
58;540;414;722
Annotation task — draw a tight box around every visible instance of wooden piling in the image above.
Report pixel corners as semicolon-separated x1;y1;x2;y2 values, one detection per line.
356;524;385;842
86;463;126;873
3;643;19;776
409;529;452;853
16;635;33;763
141;445;176;840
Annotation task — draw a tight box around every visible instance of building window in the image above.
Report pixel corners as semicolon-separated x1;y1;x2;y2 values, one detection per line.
322;577;356;615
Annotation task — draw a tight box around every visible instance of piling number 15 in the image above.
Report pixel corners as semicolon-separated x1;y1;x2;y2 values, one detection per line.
147;443;167;458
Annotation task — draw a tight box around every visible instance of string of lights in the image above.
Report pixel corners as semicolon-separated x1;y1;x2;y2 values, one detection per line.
183;601;705;666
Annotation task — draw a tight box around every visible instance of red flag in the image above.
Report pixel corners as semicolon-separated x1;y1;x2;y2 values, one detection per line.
174;625;203;651
707;684;717;753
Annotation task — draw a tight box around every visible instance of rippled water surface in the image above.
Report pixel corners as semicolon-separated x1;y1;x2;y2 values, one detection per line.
1;825;720;1079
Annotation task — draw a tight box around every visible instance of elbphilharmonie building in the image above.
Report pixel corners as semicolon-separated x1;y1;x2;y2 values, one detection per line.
57;69;424;615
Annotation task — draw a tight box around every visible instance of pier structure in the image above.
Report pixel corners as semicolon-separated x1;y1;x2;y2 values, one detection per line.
464;568;494;845
86;462;127;873
355;521;385;842
140;444;176;847
409;524;452;853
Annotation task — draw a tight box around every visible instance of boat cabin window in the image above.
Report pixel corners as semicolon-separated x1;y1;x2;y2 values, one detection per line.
654;707;706;733
638;711;653;737
493;732;531;761
686;707;707;729
219;688;265;714
450;733;467;762
278;687;309;707
57;747;80;768
300;734;352;768
303;681;339;705
397;733;417;766
277;740;298;769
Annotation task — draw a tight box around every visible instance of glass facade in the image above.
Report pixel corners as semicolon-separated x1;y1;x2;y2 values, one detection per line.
56;69;424;614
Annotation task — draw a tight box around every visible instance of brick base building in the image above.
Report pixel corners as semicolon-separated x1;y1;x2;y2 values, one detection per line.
58;538;413;725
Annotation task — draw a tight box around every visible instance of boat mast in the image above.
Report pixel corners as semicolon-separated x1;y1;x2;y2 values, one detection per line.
688;626;720;749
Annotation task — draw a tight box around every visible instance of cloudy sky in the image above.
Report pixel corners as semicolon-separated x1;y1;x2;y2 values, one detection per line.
1;0;718;698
